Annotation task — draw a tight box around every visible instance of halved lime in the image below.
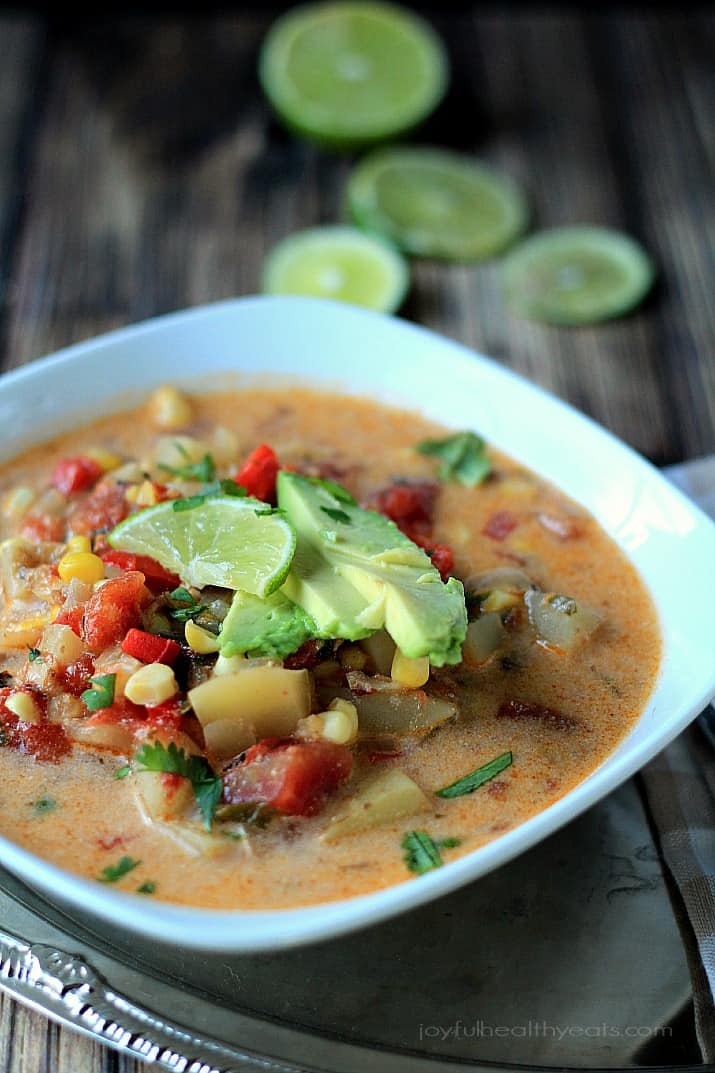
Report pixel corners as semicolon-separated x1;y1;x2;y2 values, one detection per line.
347;147;529;261
108;497;296;596
502;227;655;325
259;2;448;149
262;225;409;313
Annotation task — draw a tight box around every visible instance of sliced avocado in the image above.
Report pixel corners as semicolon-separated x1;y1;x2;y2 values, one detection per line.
281;538;376;642
219;587;316;659
277;472;467;666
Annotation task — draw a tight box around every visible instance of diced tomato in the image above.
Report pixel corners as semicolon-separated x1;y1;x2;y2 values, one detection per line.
102;550;180;592
68;481;129;536
234;444;280;503
82;570;149;653
51;456;103;496
426;542;454;580
21;513;66;543
59;652;95;696
54;604;86;638
97;836;125;852
483;510;519;541
144;697;187;733
0;688;70;761
283;639;329;670
121;628;181;665
223;738;352;816
370;480;438;537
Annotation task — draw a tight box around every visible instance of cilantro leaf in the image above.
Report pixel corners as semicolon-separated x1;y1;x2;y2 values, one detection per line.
167;587;208;622
416;431;491;486
171;479;245;513
402;830;461;874
436;751;513;799
320;506;351;524
33;797;57;814
305;476;356;505
99;855;141;883
134;740;222;830
172;493;208;512
27;647;42;663
136;880;156;895
159;449;216;483
114;764;131;780
82;674;116;712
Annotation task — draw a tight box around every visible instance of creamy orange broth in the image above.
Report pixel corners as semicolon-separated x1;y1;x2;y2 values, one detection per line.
0;389;660;908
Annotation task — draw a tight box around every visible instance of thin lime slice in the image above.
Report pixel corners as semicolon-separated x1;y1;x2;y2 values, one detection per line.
347;147;529;261
259;2;448;149
262;226;409;313
108;497;296;597
502;227;655;325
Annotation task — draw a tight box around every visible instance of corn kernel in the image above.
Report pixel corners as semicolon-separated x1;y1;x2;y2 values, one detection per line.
57;551;105;584
481;589;520;614
149;385;194;431
124;663;178;706
390;649;430;689
321;698;359;744
65;535;92;554
1;486;36;520
214;652;248;676
6;691;41;724
134;480;160;508
185;620;220;654
84;447;122;473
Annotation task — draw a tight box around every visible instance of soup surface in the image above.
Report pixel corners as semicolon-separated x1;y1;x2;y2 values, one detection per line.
0;386;660;908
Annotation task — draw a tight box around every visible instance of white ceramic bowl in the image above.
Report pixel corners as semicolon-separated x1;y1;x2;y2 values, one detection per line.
1;296;714;951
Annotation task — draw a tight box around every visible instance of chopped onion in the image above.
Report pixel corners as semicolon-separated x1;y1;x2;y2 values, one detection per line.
462;613;505;664
525;589;602;650
352;690;457;734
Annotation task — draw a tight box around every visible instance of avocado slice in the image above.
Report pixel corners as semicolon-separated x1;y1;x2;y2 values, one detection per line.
219;587;317;659
282;539;377;641
277;473;467;666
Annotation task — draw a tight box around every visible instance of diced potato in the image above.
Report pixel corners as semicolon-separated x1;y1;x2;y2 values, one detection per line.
134;770;194;822
148;385;194;431
188;665;312;748
41;623;87;665
71;720;134;753
462;613;505;665
104;461;145;485
322;769;430;841
390;649;429;688
203;717;256;759
358;630;396;675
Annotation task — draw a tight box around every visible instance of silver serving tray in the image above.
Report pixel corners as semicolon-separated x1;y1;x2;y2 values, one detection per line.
0;780;701;1071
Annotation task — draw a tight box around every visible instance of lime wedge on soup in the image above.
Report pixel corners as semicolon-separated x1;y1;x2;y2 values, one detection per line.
347;147;529;261
262;226;409;313
109;497;296;596
502;226;655;325
259;1;449;149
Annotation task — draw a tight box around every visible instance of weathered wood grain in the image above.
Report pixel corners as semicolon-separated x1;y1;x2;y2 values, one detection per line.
0;10;713;1072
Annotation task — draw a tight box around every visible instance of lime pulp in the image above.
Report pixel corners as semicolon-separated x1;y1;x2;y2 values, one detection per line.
347;146;529;261
108;497;296;597
259;2;448;149
502;226;655;325
262;226;409;313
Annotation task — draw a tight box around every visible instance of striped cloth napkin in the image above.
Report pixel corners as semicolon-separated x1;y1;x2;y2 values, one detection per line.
639;456;715;1061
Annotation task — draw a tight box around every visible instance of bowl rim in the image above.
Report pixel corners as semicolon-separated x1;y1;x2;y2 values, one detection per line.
0;294;714;952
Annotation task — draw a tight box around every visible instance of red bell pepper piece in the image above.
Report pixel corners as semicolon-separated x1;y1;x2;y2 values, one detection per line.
51;456;103;496
234;444;280;504
121;628;181;665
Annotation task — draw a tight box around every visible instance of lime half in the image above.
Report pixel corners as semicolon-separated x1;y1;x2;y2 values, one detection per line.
262;226;409;313
502;227;655;325
259;2;448;148
347;147;529;261
109;497;296;596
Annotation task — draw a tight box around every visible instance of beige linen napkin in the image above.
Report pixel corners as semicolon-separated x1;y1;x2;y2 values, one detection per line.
639;456;715;1061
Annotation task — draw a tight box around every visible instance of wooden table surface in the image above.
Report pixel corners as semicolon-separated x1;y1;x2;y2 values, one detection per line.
0;8;712;1071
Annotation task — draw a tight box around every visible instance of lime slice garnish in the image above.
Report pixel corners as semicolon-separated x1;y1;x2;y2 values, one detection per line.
108;497;296;597
262;225;409;313
502;227;655;325
347;147;529;261
259;2;448;148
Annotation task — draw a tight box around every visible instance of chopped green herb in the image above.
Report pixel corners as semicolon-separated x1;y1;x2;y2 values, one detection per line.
215;801;273;827
32;797;57;814
320;506;351;524
81;674;116;712
436;751;513;799
172;493;208;512
254;506;287;517
0;728;7;747
159;448;216;483
136;880;156;895
464;590;489;619
171;479;245;512
114;764;131;781
416;431;491;486
402;830;461;875
134;740;223;830
27;647;42;663
304;476;356;505
168;588;208;622
99;855;141;884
